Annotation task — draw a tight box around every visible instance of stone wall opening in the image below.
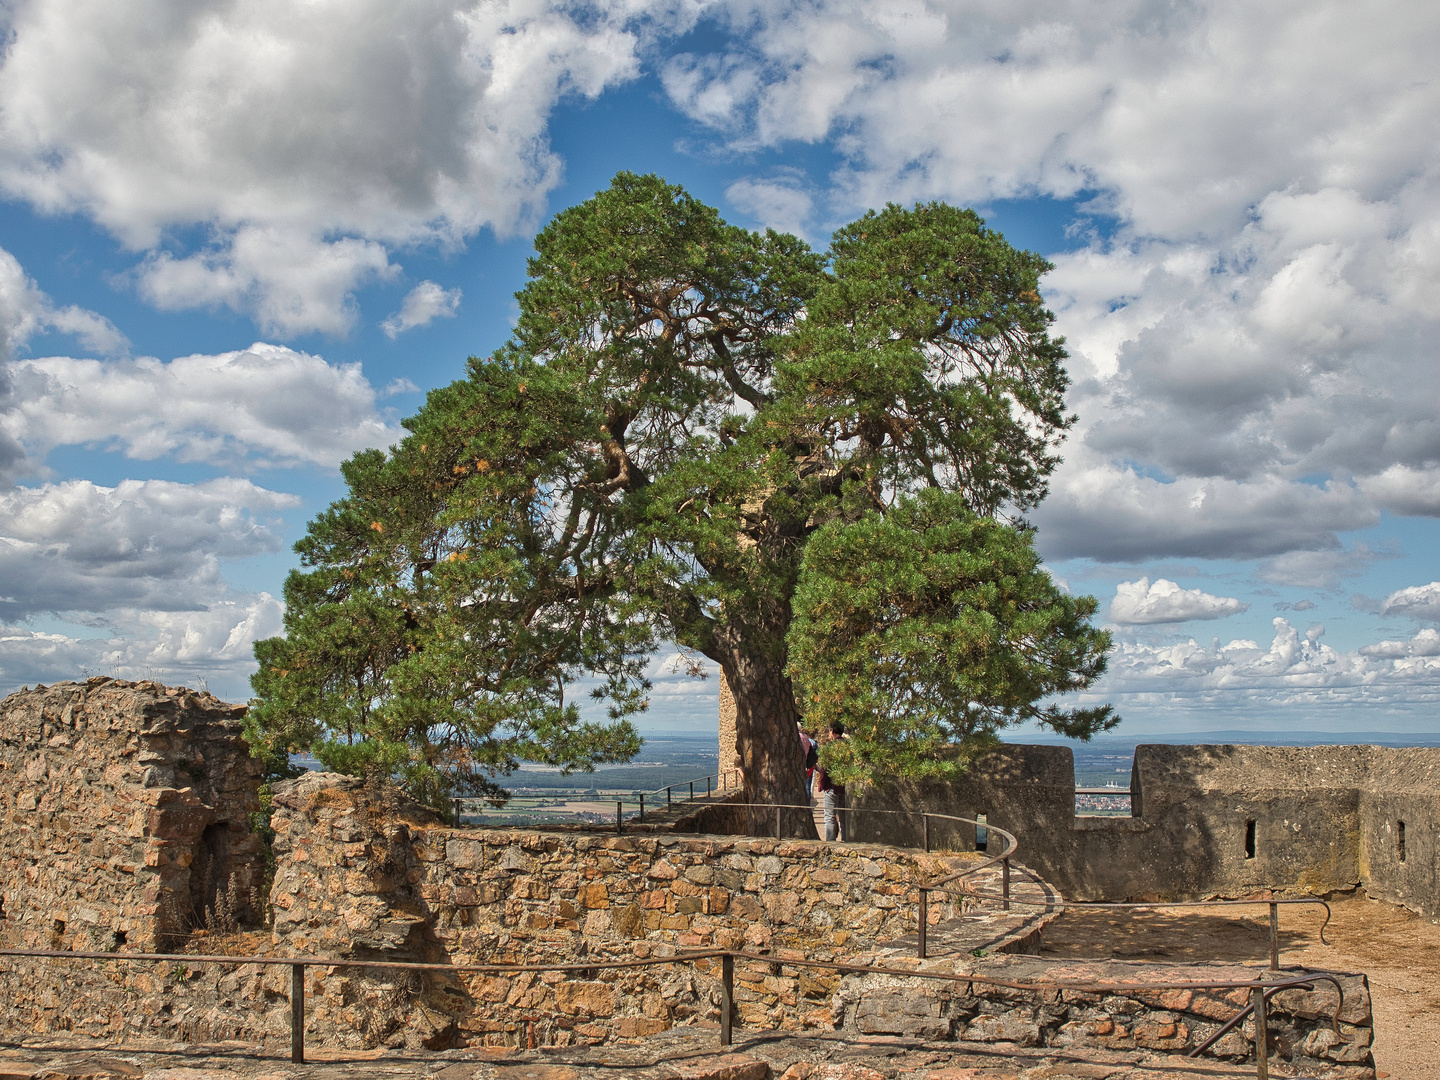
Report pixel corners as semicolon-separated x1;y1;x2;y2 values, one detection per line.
189;821;229;926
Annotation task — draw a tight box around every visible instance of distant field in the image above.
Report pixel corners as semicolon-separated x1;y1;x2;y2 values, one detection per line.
452;733;722;825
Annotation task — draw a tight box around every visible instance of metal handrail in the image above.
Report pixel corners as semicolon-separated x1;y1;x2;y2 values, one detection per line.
0;945;1347;1078
450;769;743;828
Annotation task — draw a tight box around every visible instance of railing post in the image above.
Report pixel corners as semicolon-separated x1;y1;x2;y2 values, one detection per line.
1253;985;1270;1080
923;814;930;853
1268;902;1279;972
453;797;461;826
616;800;623;834
775;805;781;839
707;776;712;797
918;888;928;959
690;781;694;800
1002;857;1011;912
639;793;645;822
667;786;672;808
290;961;305;1064
720;953;735;1046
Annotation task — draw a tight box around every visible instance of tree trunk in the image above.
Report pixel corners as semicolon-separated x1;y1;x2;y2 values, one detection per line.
719;647;818;839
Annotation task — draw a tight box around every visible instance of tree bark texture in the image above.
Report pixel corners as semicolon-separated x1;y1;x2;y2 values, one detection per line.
719;649;818;839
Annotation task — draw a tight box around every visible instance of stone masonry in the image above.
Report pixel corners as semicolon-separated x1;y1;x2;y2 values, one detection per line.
851;741;1440;913
254;772;1372;1075
264;770;980;1049
0;679;264;952
0;684;1379;1076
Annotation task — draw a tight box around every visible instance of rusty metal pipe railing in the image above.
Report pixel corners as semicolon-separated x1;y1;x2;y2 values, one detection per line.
1184;974;1349;1068
0;945;1346;1077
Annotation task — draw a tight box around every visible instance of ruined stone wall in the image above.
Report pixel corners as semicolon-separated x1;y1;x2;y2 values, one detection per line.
835;954;1373;1074
0;679;264;952
0;755;1378;1071
264;771;976;1048
258;773;1374;1073
851;742;1440;911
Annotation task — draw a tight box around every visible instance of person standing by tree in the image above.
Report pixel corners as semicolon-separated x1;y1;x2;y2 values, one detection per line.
799;724;818;806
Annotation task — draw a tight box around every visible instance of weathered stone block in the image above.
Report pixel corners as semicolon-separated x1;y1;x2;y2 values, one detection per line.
554;981;616;1017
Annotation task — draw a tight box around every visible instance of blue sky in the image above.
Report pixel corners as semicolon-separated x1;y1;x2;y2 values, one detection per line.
0;0;1437;740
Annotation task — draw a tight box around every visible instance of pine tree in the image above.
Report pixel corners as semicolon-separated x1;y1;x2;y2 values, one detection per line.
247;173;1116;830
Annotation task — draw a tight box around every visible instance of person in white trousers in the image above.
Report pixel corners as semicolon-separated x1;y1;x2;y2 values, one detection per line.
816;721;847;841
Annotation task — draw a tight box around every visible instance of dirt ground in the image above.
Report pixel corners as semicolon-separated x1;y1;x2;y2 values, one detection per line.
1036;892;1440;1080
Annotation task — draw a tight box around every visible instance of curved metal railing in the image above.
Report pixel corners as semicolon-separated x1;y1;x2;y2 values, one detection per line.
0;943;1351;1077
2;782;1354;1076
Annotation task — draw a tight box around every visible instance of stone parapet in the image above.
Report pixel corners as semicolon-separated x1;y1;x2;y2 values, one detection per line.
851;741;1440;914
835;954;1372;1076
263;771;982;1049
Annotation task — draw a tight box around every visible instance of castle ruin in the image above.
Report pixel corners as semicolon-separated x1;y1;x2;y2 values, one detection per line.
0;679;1405;1074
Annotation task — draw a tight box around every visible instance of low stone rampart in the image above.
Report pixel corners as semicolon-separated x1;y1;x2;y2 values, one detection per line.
851;742;1440;913
266;771;979;1047
835;954;1372;1074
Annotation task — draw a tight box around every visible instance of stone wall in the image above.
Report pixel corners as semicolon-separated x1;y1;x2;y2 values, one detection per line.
1356;748;1440;915
265;771;979;1049
257;773;1376;1073
850;742;1440;912
0;679;264;952
836;954;1373;1074
0;746;1378;1072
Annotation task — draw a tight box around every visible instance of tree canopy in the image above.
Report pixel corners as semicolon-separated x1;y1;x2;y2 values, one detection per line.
247;172;1117;824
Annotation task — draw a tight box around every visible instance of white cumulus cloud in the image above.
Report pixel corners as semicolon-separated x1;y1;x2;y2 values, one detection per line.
0;245;127;362
382;281;463;339
134;227;399;338
0;478;297;622
725;172;816;238
1;343;399;469
0;593;284;701
1381;582;1440;624
1083;618;1440;711
675;0;1440;565
0;0;673;335
1032;449;1376;562
1108;577;1248;625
